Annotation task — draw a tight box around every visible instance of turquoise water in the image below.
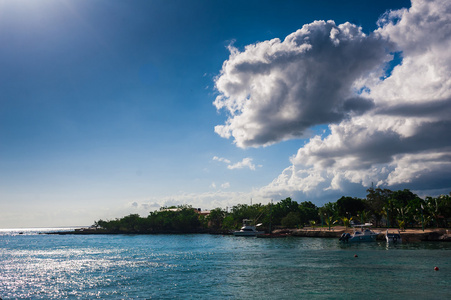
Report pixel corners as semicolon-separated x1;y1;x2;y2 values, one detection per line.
1;229;451;299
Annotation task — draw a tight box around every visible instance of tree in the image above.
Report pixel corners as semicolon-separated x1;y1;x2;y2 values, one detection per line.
298;201;319;226
207;208;226;229
324;215;337;230
357;210;370;224
229;203;266;229
341;217;352;230
281;212;301;228
425;196;443;228
172;207;200;232
272;198;299;225
366;187;392;227
391;189;418;207
319;202;337;230
336;196;365;218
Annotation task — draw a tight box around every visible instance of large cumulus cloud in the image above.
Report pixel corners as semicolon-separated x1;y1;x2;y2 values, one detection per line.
215;0;451;202
214;20;388;148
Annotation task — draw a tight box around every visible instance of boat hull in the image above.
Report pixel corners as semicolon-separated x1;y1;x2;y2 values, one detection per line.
347;234;378;242
339;229;379;243
386;234;402;243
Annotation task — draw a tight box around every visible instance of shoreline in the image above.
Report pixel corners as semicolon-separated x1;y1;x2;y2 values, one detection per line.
47;226;451;242
273;226;451;242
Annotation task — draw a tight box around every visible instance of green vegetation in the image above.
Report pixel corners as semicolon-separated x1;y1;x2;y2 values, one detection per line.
93;189;451;234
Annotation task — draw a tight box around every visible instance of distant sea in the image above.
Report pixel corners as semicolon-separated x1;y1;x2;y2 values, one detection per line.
1;228;451;299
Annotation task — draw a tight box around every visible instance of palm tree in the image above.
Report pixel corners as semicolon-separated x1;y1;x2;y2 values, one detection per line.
425;197;442;228
357;210;370;224
324;215;337;230
341;217;352;230
396;206;410;231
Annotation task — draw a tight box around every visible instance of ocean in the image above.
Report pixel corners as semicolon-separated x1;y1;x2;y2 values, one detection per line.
1;228;450;299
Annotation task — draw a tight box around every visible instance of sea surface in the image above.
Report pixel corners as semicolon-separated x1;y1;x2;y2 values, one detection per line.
1;228;451;299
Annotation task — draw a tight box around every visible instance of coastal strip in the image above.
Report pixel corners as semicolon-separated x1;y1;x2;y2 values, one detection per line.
274;227;451;242
46;227;451;242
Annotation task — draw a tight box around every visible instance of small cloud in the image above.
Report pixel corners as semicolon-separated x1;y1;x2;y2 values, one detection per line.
210;182;217;188
213;156;260;171
221;182;231;189
213;156;231;164
228;157;258;170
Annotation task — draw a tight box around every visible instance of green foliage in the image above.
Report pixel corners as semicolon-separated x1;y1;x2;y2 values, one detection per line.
366;187;392;227
206;208;226;229
398;220;406;231
228;203;266;229
281;212;300;228
341;217;352;229
95;206;201;233
309;220;317;229
299;201;319;225
357;210;370;224
221;215;236;230
324;215;337;230
336;196;366;218
93;190;451;234
271;198;299;225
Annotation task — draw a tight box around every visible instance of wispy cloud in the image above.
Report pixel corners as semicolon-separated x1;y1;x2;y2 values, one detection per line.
227;157;258;170
212;156;231;164
213;156;260;171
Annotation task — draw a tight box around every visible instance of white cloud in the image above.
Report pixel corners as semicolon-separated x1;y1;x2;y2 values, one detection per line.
227;157;258;170
212;156;231;164
210;181;231;189
215;0;451;203
213;156;260;171
214;20;388;148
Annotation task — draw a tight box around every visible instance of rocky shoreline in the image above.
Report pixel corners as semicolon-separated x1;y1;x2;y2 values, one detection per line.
273;227;451;242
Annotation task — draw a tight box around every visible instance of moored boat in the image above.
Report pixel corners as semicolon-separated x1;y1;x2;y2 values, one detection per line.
339;223;380;242
233;219;264;237
386;229;402;243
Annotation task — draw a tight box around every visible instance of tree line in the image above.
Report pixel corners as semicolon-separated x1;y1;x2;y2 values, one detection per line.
93;188;451;234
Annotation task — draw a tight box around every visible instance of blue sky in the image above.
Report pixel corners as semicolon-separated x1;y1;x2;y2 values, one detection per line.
3;0;451;228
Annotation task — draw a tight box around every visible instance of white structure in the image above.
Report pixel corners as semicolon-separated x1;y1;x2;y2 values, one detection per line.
233;219;264;237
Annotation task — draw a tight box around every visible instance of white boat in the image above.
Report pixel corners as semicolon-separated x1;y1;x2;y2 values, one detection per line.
233;219;264;237
339;223;380;242
386;229;402;243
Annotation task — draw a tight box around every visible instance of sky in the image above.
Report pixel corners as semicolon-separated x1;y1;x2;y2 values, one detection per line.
1;0;450;228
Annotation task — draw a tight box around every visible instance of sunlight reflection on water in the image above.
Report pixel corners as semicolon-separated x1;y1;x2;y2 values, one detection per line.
1;232;451;299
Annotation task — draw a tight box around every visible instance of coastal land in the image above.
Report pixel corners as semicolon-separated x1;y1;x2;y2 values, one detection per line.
272;226;451;242
49;226;451;242
47;188;451;241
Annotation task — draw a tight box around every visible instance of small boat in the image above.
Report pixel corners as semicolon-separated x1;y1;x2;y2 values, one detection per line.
233;219;264;237
386;229;402;243
339;223;379;242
